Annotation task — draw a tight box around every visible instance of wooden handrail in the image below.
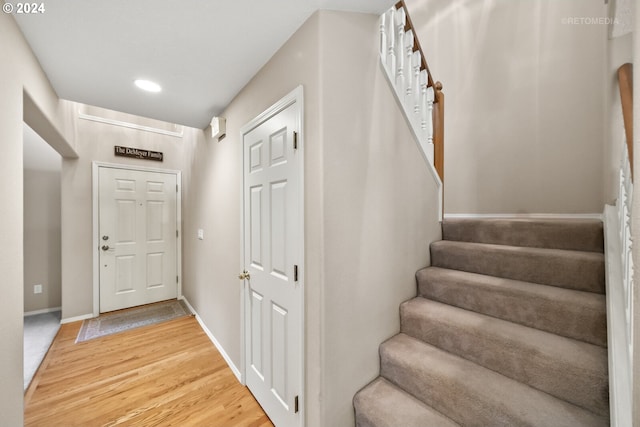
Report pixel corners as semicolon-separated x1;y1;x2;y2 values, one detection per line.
618;63;633;180
394;0;445;183
395;1;435;90
433;82;444;181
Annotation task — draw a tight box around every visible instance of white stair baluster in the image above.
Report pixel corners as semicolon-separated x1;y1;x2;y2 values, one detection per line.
419;71;433;162
426;85;434;146
412;51;422;117
408;51;421;117
394;8;406;91
386;9;396;79
404;30;414;103
379;13;387;66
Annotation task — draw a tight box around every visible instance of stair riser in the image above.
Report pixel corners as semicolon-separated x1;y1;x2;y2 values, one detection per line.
400;300;609;416
442;219;604;253
430;243;605;293
417;268;607;347
380;335;608;427
354;378;460;427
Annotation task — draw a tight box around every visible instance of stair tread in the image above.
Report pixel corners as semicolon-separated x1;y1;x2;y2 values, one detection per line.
417;266;607;346
400;297;609;415
430;240;605;293
381;333;609;427
354;377;460;427
442;218;604;253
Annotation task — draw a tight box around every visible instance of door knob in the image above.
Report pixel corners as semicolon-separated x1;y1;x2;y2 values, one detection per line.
101;245;110;251
238;270;250;280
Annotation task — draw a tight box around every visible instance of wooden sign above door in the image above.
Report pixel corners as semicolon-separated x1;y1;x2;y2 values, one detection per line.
114;146;163;162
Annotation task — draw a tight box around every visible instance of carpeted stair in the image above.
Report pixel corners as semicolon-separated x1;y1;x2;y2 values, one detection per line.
354;218;609;427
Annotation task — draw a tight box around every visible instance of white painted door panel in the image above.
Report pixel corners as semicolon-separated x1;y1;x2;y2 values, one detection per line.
243;100;301;427
99;167;177;313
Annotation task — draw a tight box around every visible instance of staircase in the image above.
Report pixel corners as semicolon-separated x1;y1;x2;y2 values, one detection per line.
354;218;609;427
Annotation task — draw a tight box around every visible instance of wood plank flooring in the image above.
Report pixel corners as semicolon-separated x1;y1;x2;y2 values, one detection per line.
24;315;273;427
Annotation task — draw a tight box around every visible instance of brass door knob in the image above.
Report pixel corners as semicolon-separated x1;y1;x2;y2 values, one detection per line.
238;270;250;280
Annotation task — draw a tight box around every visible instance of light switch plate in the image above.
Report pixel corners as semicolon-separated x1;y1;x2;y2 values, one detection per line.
197;229;204;240
34;284;43;294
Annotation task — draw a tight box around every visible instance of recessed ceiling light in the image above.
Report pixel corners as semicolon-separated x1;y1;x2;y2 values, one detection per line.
134;79;162;93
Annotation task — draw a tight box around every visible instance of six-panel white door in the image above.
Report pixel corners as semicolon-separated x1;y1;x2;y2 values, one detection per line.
243;100;302;427
99;167;178;313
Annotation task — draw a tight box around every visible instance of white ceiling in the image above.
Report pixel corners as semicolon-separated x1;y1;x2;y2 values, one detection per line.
14;0;394;129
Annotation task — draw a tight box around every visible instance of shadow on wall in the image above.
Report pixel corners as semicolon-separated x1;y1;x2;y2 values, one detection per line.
23;122;62;314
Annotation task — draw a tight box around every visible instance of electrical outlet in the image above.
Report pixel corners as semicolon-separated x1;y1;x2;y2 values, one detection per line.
34;284;43;294
197;229;204;240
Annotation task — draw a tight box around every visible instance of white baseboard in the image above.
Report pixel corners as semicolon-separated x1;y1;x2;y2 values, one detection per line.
179;297;242;382
61;313;95;324
444;213;603;221
24;307;62;317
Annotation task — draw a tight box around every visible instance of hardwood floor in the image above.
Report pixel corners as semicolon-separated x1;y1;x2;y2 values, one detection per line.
24;315;273;427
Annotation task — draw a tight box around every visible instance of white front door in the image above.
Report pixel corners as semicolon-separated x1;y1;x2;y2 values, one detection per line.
242;89;303;427
98;166;178;313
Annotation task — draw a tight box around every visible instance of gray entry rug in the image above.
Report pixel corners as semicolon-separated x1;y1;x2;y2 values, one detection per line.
76;299;191;343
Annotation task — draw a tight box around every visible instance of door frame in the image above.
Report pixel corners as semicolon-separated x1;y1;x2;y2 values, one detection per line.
91;161;182;317
239;85;305;423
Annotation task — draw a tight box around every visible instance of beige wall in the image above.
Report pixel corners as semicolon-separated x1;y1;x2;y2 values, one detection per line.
318;11;442;425
182;10;442;427
24;124;62;313
408;0;607;214
0;9;76;425
61;106;187;320
181;11;325;424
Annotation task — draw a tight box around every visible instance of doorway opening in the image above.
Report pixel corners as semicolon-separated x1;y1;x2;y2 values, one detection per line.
22;122;63;390
92;163;182;316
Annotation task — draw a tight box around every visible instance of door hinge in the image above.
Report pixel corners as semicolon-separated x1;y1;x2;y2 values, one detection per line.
294;395;299;413
176;275;179;283
293;131;298;150
176;230;179;238
176;184;178;193
294;265;298;282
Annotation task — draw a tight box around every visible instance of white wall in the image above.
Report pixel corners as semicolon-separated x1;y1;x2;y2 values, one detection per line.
182;10;442;427
60;106;187;320
408;0;608;214
23;123;62;313
0;9;76;425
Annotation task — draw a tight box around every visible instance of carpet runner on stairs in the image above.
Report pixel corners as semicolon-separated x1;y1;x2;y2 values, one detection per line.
354;218;609;427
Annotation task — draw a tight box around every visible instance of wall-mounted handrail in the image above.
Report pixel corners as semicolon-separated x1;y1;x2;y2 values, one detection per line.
380;1;445;213
618;63;633;180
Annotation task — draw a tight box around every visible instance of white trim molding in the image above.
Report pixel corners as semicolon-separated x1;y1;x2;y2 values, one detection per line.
179;297;242;382
443;213;604;221
239;85;305;425
61;313;94;324
79;113;184;138
24;307;62;317
91;162;183;317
